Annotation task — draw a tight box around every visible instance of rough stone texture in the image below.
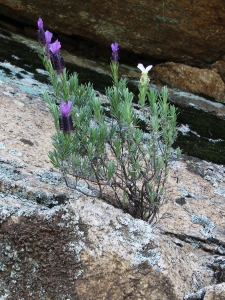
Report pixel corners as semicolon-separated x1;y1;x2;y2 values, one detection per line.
1;0;225;66
2;6;225;104
0;79;225;299
184;283;225;300
204;283;225;300
152;62;225;102
212;60;225;83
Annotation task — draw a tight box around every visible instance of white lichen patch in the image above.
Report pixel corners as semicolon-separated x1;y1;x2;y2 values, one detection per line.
0;143;5;150
71;198;161;269
190;214;215;238
214;185;225;197
0;294;10;300
8;149;22;157
132;248;161;267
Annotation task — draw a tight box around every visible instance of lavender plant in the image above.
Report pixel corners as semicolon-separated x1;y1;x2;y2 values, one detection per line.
38;18;179;223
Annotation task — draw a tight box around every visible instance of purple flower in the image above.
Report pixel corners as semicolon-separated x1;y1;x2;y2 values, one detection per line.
59;101;74;134
37;18;45;45
60;101;72;116
49;40;65;73
111;42;119;53
49;40;61;54
45;30;53;44
37;18;44;30
44;31;53;58
111;42;119;63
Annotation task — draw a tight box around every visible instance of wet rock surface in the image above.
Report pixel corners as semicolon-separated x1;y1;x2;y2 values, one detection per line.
0;76;225;298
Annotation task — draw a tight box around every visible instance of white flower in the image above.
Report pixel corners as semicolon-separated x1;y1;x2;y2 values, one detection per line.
137;63;153;74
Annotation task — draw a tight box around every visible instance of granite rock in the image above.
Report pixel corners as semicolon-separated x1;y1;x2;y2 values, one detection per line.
0;76;225;299
152;62;225;103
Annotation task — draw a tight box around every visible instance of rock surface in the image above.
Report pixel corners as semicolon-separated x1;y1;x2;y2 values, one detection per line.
1;0;225;66
0;73;225;299
152;62;225;103
1;5;225;103
204;283;225;300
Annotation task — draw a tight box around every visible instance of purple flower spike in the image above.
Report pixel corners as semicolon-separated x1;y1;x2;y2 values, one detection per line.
111;42;119;63
59;115;74;134
49;40;65;73
44;31;53;58
37;18;45;45
50;52;65;74
45;30;53;44
49;40;61;54
59;101;73;134
37;18;44;30
60;101;72;116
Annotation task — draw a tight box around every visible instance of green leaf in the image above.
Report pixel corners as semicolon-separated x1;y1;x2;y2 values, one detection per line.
107;162;115;180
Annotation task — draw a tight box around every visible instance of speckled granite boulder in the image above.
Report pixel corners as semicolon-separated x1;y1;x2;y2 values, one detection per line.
152;62;225;103
0;193;217;299
0;76;225;299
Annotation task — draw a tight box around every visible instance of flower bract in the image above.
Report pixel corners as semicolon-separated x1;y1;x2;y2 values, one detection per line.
37;18;44;30
111;42;119;53
60;101;72;116
137;63;153;74
45;30;53;44
49;40;61;54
